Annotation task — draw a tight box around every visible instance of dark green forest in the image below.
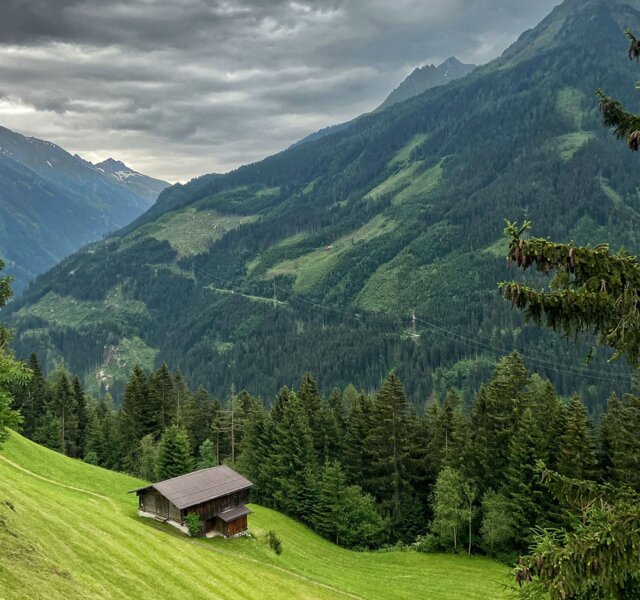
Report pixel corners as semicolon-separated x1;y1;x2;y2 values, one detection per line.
12;352;640;563
6;0;640;411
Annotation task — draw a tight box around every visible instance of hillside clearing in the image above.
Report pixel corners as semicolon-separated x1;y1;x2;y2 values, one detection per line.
0;433;509;599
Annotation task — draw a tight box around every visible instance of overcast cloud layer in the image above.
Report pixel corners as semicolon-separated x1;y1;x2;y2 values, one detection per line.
0;0;561;182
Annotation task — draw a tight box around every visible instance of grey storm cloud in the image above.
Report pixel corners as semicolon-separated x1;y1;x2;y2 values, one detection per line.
0;0;561;181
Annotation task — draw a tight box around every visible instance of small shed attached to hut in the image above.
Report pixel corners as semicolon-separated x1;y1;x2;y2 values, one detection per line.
130;465;253;537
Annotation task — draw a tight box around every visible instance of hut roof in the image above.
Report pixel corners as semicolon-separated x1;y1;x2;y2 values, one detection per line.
217;506;251;522
129;465;252;510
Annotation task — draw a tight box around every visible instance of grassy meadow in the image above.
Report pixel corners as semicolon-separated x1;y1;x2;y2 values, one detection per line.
0;433;510;599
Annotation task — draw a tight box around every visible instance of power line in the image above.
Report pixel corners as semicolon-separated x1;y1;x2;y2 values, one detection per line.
111;246;631;385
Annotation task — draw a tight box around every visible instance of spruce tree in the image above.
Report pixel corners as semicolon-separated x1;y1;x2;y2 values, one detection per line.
598;393;622;482
157;425;193;480
236;404;274;504
610;393;640;490
365;372;416;534
503;408;545;551
148;363;176;431
268;394;318;520
298;372;325;459
271;385;291;424
312;461;347;543
120;365;148;471
343;393;374;488
424;397;445;477
470;353;530;491
557;395;597;481
72;376;88;458
444;405;472;476
50;368;79;457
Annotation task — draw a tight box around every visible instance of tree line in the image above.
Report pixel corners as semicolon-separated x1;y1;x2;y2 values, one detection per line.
10;351;640;557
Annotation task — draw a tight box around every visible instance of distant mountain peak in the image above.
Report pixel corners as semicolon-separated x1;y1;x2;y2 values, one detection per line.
95;158;134;174
93;157;170;202
377;56;476;111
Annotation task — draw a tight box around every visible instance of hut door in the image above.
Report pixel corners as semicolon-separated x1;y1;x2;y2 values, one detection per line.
157;495;169;519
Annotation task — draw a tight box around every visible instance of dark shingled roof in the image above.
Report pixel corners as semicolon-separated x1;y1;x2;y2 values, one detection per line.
129;465;252;510
217;505;251;522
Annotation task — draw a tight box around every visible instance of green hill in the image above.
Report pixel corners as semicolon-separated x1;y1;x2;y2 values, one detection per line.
0;433;508;599
7;0;640;407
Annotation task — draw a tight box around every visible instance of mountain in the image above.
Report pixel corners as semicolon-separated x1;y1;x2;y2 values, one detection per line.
0;127;161;293
7;0;640;406
0;432;506;599
290;56;475;148
377;57;476;111
94;157;170;202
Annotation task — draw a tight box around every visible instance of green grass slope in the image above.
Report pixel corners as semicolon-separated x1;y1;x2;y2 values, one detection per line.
0;433;509;599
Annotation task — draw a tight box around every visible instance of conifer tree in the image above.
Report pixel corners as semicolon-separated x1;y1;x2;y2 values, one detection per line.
148;363;175;431
526;376;565;471
557;395;597;481
236;404;274;504
83;400;105;465
312;461;347;543
470;353;530;491
329;387;348;436
598;393;622;482
445;405;472;476
504;408;545;551
298;372;326;459
157;425;193;480
72;376;88;458
442;389;461;465
269;394;318;520
120;365;148;471
424;397;445;477
50;367;79;457
343;393;374;488
609;393;640;490
271;385;291;424
365;373;416;534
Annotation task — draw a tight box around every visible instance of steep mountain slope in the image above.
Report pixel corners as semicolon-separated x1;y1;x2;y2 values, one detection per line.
7;0;640;406
0;127;157;293
291;56;475;148
0;432;508;599
94;158;170;202
377;57;476;111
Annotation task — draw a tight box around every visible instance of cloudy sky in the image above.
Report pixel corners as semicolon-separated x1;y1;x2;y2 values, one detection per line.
0;0;561;182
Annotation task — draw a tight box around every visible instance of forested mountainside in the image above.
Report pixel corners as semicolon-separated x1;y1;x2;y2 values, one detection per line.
0;127;160;293
7;0;640;408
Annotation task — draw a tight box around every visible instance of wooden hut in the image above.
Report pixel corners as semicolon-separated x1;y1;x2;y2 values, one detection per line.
130;465;253;537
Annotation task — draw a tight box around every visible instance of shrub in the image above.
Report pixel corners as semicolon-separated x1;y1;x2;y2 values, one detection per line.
83;451;99;465
412;533;440;553
185;512;201;538
265;530;282;555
